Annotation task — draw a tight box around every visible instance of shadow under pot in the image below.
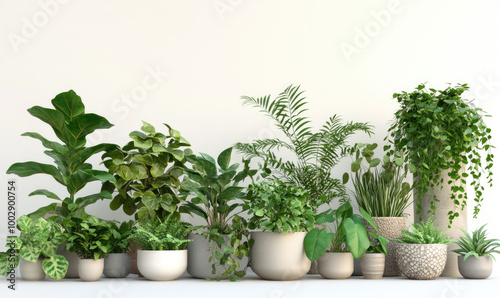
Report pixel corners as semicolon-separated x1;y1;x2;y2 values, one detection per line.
457;255;493;279
78;258;104;282
20;258;45;281
104;253;131;278
250;231;311;281
317;252;353;279
396;243;447;280
137;250;187;281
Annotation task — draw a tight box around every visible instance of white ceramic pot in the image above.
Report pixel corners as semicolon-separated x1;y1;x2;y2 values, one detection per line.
104;253;131;278
137;250;187;281
56;244;79;278
396;243;447;280
20;258;45;280
317;252;353;279
457;255;493;279
250;231;311;281
78;258;104;282
360;253;385;279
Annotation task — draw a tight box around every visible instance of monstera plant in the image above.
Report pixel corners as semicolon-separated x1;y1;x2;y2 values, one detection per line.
6;90;117;220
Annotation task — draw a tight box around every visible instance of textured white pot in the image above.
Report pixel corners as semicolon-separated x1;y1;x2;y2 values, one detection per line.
317;252;353;279
360;253;385;279
78;258;104;282
104;253;130;278
56;244;79;278
20;258;45;280
250;231;311;281
396;243;447;280
137;250;187;281
458;255;493;279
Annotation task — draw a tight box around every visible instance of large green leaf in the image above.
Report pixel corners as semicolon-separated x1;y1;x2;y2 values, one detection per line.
218;186;243;202
27;203;58;219
29;189;61;201
51;89;85;122
0;252;19;276
70;143;117;171
27;106;66;141
217;147;233;171
42;255;68;280
19;244;40;263
17;216;33;232
75;190;113;209
304;229;335;261
67;113;113;148
141;191;160;212
343;216;370;259
22;132;66;153
6;162;64;185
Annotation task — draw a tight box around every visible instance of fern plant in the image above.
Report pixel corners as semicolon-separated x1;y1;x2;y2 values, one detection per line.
397;218;451;244
129;214;194;250
235;85;373;208
453;225;500;261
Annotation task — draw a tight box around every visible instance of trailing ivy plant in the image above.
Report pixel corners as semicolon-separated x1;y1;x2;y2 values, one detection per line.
386;83;494;223
0;216;69;280
102;121;193;223
235;85;373;209
6;90;117;220
65;216;112;260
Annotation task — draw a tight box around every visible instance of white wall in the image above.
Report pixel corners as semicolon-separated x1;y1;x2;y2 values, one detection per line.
1;0;499;274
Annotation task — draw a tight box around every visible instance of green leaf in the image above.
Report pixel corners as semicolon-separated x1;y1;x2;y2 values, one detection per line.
342;172;349;184
343;217;369;259
0;252;19;276
7;162;64;185
29;189;61;201
51;89;85;122
304;229;335;261
17;216;33;232
20;244;40;263
370;158;381;167
141;121;156;134
217;147;233;171
351;158;362;172
218;186;244;202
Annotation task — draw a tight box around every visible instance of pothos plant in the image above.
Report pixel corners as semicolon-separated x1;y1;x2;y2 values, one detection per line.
108;220;135;254
180;147;258;281
0;216;69;280
386;83;494;223
102;121;193;223
65;216;112;260
6;90;117;220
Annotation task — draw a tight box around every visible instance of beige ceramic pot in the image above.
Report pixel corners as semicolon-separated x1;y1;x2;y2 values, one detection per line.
360;253;385;279
138;250;187;281
318;252;353;279
396;243;447;280
250;231;311;281
20;258;45;280
78;258;104;282
457;255;493;279
104;253;130;278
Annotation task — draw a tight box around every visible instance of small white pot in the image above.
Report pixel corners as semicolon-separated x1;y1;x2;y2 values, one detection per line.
20;258;46;281
104;253;131;278
78;258;104;282
458;255;493;279
318;252;353;279
137;250;187;281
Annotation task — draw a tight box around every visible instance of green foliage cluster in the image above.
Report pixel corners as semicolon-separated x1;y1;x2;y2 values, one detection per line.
397;218;451;244
0;216;68;280
108;220;135;254
453;225;500;261
129;214;194;250
6;90;116;220
236;85;373;209
65;216;112;260
102;121;193;223
243;179;315;234
386;84;494;223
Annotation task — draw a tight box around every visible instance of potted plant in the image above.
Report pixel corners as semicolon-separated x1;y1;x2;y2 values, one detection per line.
395;218;451;280
6;90;117;277
242;179;315;281
181;147;256;281
360;232;389;280
0;216;68;280
129;214;194;281
386;83;494;276
65;216;112;281
453;225;500;279
103;220;134;278
345;142;412;276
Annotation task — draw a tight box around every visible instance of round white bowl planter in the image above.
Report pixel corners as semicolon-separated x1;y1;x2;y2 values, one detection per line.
396;243;447;280
317;252;353;279
20;258;45;281
104;253;131;278
457;255;493;279
138;250;187;281
360;253;385;279
250;231;311;281
78;258;104;282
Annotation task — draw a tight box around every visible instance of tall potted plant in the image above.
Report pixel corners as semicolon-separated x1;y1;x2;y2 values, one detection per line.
243;179;315;281
6;90;117;277
181;147;255;281
104;220;134;278
386;83;494;276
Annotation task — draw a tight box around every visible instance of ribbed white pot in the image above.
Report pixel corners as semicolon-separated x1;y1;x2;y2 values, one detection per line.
137;250;187;281
20;258;45;281
78;258;104;282
104;253;130;278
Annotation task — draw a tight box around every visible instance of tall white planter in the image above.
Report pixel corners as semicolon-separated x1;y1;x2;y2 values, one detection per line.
138;250;187;281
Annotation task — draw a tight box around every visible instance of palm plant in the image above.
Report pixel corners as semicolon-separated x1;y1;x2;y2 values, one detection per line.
453;225;500;261
235;85;373;208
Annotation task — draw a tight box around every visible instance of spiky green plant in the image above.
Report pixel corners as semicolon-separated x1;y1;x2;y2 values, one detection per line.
397;218;451;244
235;85;373;209
453;225;500;261
129;214;194;250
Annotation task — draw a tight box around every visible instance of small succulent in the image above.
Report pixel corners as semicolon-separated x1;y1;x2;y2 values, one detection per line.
453;225;500;261
397;218;451;244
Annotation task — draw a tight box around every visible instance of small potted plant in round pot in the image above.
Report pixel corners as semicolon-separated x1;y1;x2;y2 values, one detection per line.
395;218;451;280
360;232;389;280
129;214;194;281
104;220;134;278
65;216;112;282
0;216;68;280
242;179;315;281
453;225;500;279
181;147;256;281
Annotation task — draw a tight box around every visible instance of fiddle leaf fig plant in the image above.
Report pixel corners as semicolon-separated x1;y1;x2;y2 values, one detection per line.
102;121;194;223
6;90;117;220
386;83;494;222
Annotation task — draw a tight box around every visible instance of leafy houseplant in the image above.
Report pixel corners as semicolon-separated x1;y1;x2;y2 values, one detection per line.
6;90;116;220
453;225;500;279
0;216;68;280
104;220;134;278
236;85;373;209
102;121;193;223
386;83;494;222
397;218;452;245
181;147;256;281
